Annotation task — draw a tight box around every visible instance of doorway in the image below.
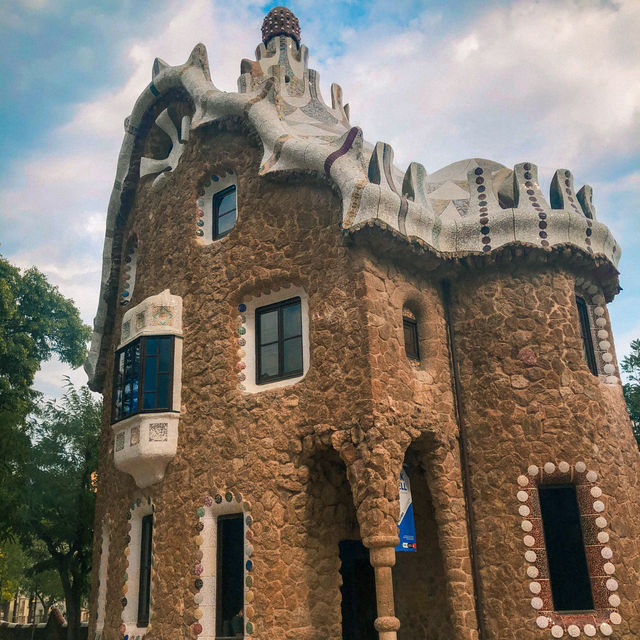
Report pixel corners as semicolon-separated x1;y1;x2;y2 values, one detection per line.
339;540;377;640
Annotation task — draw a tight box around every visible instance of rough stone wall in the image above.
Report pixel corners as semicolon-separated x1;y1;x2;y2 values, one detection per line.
450;265;640;639
90;123;376;640
393;452;452;640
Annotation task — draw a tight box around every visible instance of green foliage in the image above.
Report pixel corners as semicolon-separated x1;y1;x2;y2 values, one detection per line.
621;338;640;450
14;383;101;639
0;255;91;520
0;541;25;603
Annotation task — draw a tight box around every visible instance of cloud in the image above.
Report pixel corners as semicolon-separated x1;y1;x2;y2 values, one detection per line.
2;0;639;399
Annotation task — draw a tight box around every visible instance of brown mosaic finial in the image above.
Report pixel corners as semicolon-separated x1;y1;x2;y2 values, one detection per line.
261;6;301;46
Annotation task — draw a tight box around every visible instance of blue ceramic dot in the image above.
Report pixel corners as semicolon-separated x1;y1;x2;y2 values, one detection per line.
212;175;219;182
238;304;246;313
122;291;129;297
238;327;246;335
197;220;204;227
246;560;253;571
246;515;253;526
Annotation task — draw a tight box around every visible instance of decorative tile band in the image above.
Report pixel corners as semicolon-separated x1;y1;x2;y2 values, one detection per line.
193;490;254;639
517;462;620;637
121;497;155;640
575;279;618;385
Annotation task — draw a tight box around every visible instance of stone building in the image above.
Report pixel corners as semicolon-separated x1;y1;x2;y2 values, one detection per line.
85;7;640;640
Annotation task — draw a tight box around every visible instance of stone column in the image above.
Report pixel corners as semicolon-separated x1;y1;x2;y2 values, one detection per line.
364;534;401;640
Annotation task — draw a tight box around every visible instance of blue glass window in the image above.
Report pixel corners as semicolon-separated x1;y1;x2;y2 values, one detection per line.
213;185;237;239
113;336;174;422
256;297;303;384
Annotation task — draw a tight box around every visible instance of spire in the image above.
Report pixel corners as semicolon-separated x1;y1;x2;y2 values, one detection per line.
261;6;301;47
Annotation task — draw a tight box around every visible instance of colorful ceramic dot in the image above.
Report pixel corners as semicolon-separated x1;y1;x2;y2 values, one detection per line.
193;623;202;635
196;522;204;532
194;578;203;589
194;564;204;575
237;338;246;347
245;575;253;587
246;515;253;526
197;507;205;518
215;494;223;504
225;492;233;502
246;560;253;571
238;327;246;335
204;496;213;507
121;597;127;608
238;304;246;313
246;621;253;634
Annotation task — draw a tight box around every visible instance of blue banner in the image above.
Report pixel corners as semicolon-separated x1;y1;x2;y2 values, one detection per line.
396;466;416;552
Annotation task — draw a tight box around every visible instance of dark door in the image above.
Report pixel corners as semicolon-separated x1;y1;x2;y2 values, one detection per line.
339;540;377;640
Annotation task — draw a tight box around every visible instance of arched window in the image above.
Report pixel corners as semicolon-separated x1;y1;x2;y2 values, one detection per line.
402;310;420;361
213;185;237;239
576;296;597;375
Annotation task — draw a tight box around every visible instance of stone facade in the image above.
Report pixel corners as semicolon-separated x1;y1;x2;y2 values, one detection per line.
86;8;640;640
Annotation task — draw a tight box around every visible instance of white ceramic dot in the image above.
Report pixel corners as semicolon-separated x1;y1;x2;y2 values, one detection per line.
602;352;613;363
595;317;607;328
529;581;541;594
608;594;620;607
604;363;615;374
596;516;607;528
531;597;543;610
588;285;598;295
527;566;539;578
584;624;596;637
586;470;597;482
592;294;605;305
568;625;580;637
590;486;602;498
517;474;529;486
606;578;618;591
593;500;605;512
604;562;615;574
517;490;529;502
522;520;533;532
606;376;618;384
575;461;586;473
528;464;539;476
601;546;613;559
597;328;608;338
610;612;622;625
552;624;564;638
598;340;611;350
558;461;570;473
597;531;609;543
594;306;605;316
536;616;550;629
524;535;535;547
525;550;537;562
194;593;203;604
575;276;584;286
519;505;531;517
544;462;556;474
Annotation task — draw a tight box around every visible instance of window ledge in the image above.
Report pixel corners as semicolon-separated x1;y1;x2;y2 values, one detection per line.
113;412;179;488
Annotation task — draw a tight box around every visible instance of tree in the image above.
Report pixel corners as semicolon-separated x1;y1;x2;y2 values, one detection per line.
14;384;101;640
0;541;24;618
621;338;640;450
0;255;91;533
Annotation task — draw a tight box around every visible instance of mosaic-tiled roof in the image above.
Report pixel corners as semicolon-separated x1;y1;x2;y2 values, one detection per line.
85;10;621;388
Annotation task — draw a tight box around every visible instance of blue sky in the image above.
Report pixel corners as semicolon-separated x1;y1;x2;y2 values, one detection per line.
1;0;638;397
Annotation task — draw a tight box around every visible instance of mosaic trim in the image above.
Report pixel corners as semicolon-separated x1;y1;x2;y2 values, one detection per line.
235;304;248;391
517;462;620;637
121;497;155;640
196;171;236;244
193;491;254;639
473;166;492;252
120;238;138;306
574;279;618;385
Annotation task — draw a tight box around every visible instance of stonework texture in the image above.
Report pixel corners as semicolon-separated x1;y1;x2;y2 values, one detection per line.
87;29;640;640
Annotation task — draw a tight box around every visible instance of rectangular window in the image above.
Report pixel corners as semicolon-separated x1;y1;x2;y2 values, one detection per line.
113;336;174;422
576;296;597;376
403;317;420;361
216;514;244;639
538;484;594;611
137;514;153;627
256;297;303;384
213;185;237;239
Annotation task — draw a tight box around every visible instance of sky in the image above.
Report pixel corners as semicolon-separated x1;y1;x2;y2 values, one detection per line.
0;0;638;398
